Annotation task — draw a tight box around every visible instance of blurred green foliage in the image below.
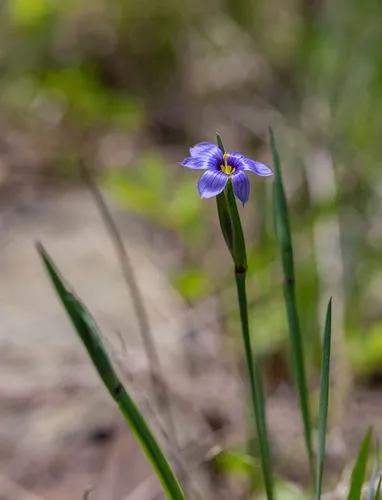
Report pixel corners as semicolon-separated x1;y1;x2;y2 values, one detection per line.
103;156;205;244
1;0;382;378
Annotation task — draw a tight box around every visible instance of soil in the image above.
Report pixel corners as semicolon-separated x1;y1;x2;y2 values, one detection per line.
0;181;381;500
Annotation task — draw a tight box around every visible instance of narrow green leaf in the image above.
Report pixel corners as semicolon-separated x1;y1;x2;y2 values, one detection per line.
366;440;380;500
374;476;381;499
315;298;332;500
216;133;235;257
36;243;185;500
216;191;234;256
225;181;247;271
216;132;226;154
270;127;314;476
367;465;380;500
347;428;372;500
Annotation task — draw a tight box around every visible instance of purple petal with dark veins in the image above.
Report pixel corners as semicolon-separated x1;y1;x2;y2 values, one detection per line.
240;156;273;176
180;156;210;169
190;142;222;159
232;171;250;205
198;170;228;198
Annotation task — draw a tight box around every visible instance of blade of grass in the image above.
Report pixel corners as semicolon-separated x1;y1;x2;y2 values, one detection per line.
270;127;314;477
36;243;185;500
366;441;380;500
347;428;372;500
374;476;381;500
315;298;332;500
367;465;380;500
216;131;226;154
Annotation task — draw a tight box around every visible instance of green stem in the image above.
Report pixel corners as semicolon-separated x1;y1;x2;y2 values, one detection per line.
215;133;273;498
235;270;274;500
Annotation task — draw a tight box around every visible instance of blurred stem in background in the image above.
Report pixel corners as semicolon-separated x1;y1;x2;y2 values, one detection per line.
79;161;179;451
270;128;314;479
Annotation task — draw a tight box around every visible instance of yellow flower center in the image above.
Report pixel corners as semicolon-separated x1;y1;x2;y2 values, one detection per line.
220;153;235;175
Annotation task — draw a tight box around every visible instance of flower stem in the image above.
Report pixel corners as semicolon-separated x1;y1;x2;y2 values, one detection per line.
235;269;274;500
215;133;274;498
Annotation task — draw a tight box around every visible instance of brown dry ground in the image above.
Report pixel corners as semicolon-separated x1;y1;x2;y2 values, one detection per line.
0;181;381;500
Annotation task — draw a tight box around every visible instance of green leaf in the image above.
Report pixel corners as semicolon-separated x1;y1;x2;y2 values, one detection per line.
315;298;332;500
366;440;380;500
37;243;185;500
225;181;247;272
347;428;372;500
216;190;235;257
374;476;381;500
213;449;257;477
216;132;226;154
367;465;380;500
172;267;210;301
9;0;53;28
270;127;314;477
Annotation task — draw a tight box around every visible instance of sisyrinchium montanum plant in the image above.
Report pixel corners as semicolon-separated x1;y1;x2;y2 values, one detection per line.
37;129;378;500
180;134;274;499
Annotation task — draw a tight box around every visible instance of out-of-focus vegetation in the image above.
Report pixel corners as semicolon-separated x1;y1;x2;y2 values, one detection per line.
1;0;382;378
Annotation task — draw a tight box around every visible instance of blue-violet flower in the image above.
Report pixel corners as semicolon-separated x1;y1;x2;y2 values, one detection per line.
180;141;273;205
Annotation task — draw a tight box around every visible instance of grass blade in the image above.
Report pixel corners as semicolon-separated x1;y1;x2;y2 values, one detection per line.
347;428;372;500
216;131;226;154
374;476;381;499
36;243;185;500
315;298;332;500
80;162;178;446
270;127;314;475
216;192;234;258
366;441;380;500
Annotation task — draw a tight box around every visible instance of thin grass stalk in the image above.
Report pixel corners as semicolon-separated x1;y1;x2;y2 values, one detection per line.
79;161;178;446
367;464;381;500
315;298;332;500
270;128;314;477
348;428;372;500
37;243;185;500
374;476;381;500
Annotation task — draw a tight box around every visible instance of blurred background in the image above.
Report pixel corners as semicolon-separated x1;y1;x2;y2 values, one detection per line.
1;0;382;498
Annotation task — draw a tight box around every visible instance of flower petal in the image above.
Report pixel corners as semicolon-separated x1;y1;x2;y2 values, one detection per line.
232;171;250;205
180;156;209;169
190;142;221;158
241;157;273;176
198;170;228;198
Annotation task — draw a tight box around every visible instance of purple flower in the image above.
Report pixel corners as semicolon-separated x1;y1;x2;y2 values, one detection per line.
180;141;273;205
